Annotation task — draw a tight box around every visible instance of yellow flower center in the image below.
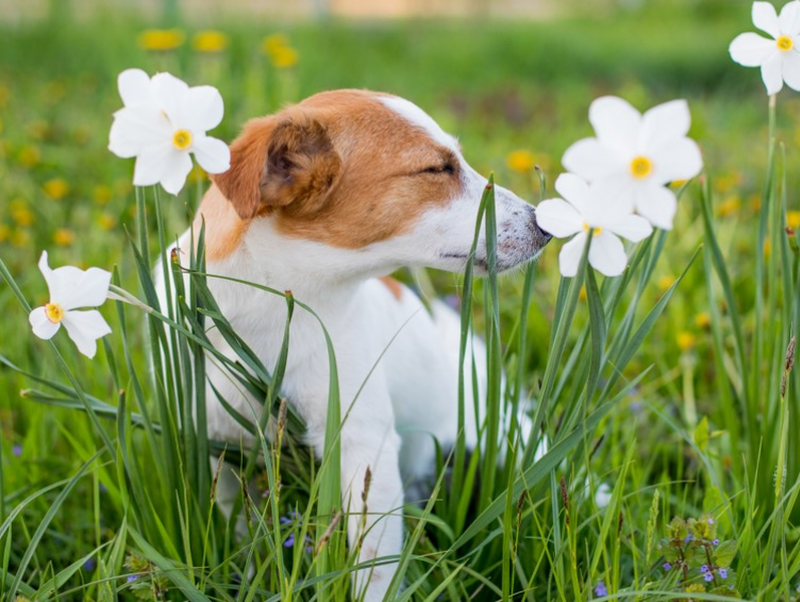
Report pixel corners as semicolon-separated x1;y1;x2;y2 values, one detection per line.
777;35;794;51
45;302;64;324
630;156;653;179
172;129;192;150
582;223;603;237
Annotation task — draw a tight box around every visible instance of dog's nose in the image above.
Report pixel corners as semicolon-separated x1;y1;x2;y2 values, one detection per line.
531;208;552;244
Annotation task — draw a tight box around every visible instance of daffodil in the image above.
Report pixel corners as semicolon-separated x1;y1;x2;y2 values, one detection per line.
730;1;800;94
108;69;230;195
536;173;653;277
29;251;112;359
562;96;703;230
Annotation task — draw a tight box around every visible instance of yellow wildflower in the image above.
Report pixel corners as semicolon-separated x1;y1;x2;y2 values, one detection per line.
716;195;741;218
787;210;800;230
262;34;290;56
677;331;696;352
714;171;743;194
93;185;113;205
11;229;30;248
27;120;49;141
53;228;75;246
18;145;40;168
10;199;34;227
764;238;772;258
694;312;711;329
0;224;9;242
749;194;762;213
506;150;535;174
138;29;186;52
270;45;299;69
657;275;675;292
43;178;69;200
192;30;228;53
98;213;118;231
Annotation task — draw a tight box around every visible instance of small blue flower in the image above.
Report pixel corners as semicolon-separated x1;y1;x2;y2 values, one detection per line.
712;538;720;545
718;568;728;579
11;444;22;457
127;574;139;583
662;562;672;571
707;517;714;525
703;572;714;582
83;558;96;571
700;564;709;573
684;534;692;544
284;533;295;548
280;516;292;525
594;581;608;597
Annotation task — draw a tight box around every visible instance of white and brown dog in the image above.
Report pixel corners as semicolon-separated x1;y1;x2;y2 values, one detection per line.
164;90;550;599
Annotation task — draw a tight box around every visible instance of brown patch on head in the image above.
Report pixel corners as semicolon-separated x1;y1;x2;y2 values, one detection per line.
194;185;247;262
377;276;404;301
211;89;463;250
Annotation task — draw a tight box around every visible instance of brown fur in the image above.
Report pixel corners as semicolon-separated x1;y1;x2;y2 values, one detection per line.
204;90;463;259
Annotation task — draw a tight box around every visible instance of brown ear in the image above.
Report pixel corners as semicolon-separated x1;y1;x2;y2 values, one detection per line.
212;112;341;220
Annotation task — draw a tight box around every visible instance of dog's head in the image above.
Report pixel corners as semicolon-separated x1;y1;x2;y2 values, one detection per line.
210;90;550;277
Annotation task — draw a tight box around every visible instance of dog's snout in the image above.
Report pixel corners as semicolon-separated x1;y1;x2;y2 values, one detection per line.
528;204;552;244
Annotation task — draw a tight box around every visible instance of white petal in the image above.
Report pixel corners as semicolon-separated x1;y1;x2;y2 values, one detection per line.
589;96;641;154
640;99;691;154
730;32;779;67
175;86;224;132
29;306;61;340
651;138;703;184
604;214;653;243
634;185;678;230
192;135;231;174
782;49;800;90
780;0;800;34
562;138;624;182
553;173;592;214
589;176;637;216
118;68;153;108
159;151;195;195
133;143;175;187
535;198;584;239
108;107;172;158
62;310;112;359
762;53;785;93
753;1;780;38
558;233;587;278
38;252;112;311
589;231;627;277
151;72;190;125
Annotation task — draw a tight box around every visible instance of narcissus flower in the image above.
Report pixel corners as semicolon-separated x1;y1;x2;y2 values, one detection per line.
108;69;230;195
536;173;653;277
730;1;800;94
29;251;112;358
562;96;703;230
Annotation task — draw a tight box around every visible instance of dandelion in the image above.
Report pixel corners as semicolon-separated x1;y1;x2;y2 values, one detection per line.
192;30;229;53
716;195;742;217
138;29;185;52
562;96;703;230
594;581;608;597
677;331;696;352
12;444;22;457
506;149;535;173
0;225;9;243
93;185;113;205
53;228;75;247
729;1;800;95
18;145;40;168
695;312;711;328
10;200;34;227
29;251;112;359
98;213;118;231
108;69;230;195
536;173;653;277
787;210;800;229
270;46;299;69
262;33;290;55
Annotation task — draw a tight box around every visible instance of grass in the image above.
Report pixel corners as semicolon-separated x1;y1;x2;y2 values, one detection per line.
1;0;800;599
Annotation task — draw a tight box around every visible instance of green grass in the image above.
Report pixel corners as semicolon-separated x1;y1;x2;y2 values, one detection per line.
1;1;800;599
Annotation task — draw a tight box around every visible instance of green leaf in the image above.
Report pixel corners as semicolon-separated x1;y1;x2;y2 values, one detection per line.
694;416;710;452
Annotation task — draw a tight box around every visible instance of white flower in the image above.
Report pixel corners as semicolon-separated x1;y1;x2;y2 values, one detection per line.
108;68;230;195
536;174;653;278
562;96;703;231
29;251;112;359
730;1;800;95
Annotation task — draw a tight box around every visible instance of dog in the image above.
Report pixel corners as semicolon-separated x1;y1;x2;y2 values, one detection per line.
161;89;550;600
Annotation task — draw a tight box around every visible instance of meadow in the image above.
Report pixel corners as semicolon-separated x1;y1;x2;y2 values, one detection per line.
1;0;800;599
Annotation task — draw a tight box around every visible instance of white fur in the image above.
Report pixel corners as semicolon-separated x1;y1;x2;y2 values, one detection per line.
156;94;550;600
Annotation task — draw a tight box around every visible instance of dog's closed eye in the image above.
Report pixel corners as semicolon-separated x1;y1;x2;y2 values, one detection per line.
419;161;456;176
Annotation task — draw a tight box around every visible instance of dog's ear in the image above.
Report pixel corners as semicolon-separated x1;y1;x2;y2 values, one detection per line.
212;112;341;219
